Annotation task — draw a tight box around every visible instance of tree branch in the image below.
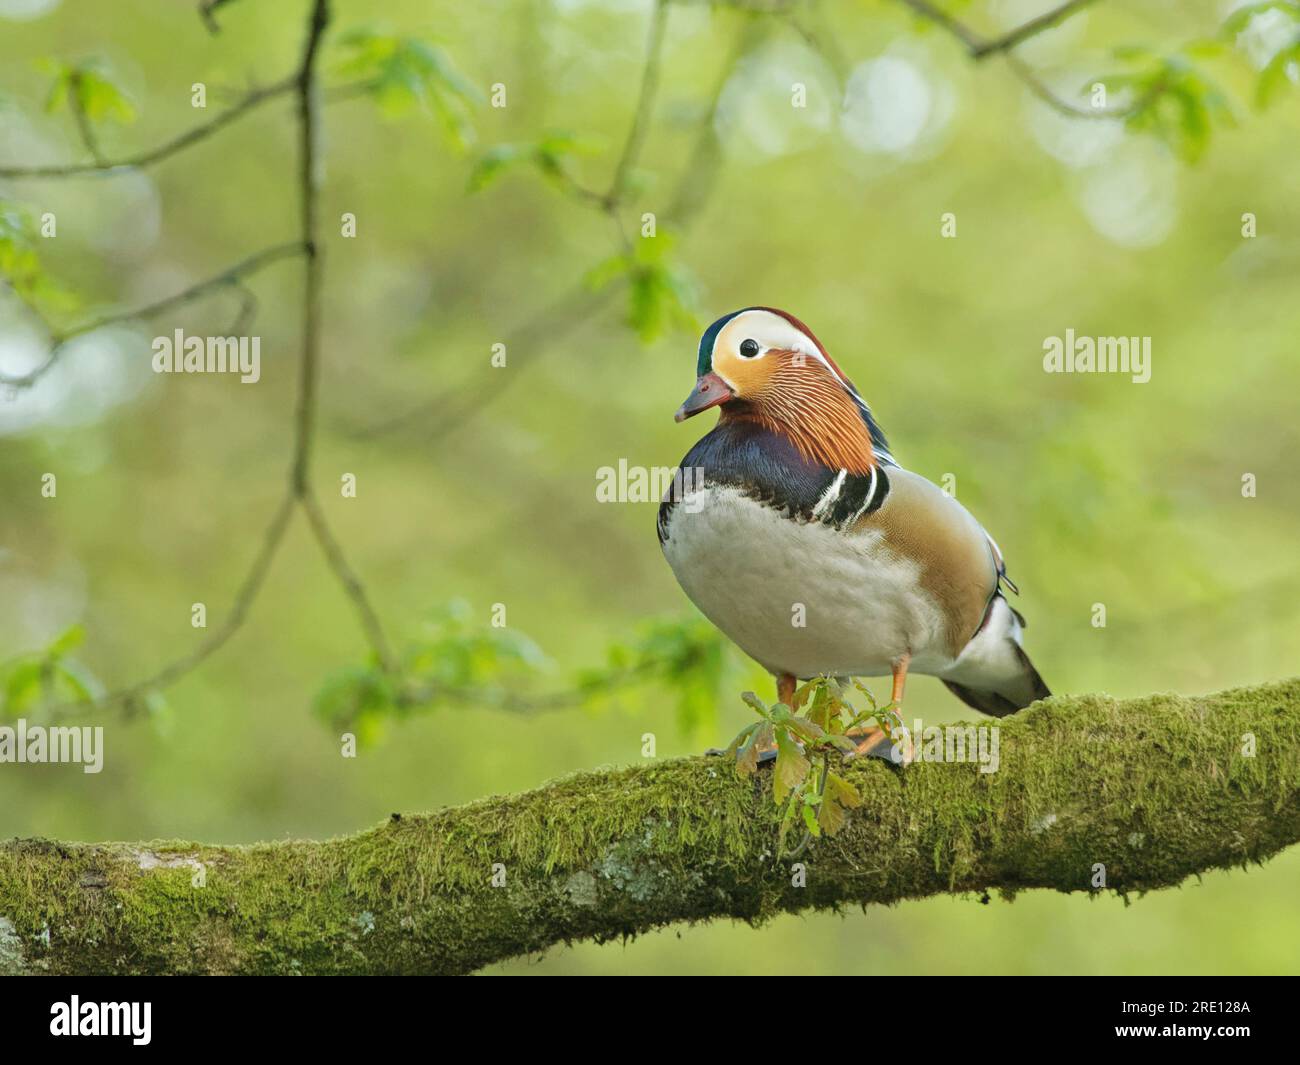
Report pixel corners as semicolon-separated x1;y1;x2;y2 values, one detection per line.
3;678;1297;974
893;0;1161;118
0;77;297;179
4;0;398;720
0;241;305;389
970;0;1100;59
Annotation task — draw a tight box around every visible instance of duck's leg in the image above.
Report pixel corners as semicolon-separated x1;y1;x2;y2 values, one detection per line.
846;655;914;765
891;653;910;706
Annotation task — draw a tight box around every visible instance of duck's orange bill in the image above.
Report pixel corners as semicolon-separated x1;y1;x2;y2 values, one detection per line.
674;372;734;422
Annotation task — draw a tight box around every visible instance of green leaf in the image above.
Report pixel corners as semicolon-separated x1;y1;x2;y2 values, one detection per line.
38;58;135;123
773;727;811;803
74;66;136;124
467;144;526;192
826;771;861;809
467;133;600;195
312;663;399;734
800;801;821;838
2;659;43;714
784;715;826;743
334;26;481;150
0;199;75;309
45;624;84;659
1256;40;1300;108
144;690;174;737
816;790;846;835
734;722;772;777
50;658;103;703
621;231;700;344
584;252;633;293
1221;1;1300;39
777;795;800;852
1090;51;1238;162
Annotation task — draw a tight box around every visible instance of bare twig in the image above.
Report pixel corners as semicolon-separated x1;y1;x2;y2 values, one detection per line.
351;278;621;443
0;76;296;179
894;0;985;53
893;0;1162;118
282;0;399;672
971;0;1101;59
289;0;328;496
199;0;240;34
667;16;769;226
607;0;671;207
0;241;306;389
66;73;108;166
63;491;297;718
355;0;751;444
1003;52;1168;119
300;487;400;676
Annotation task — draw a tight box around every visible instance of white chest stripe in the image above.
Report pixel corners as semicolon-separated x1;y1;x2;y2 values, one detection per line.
811;468;847;519
847;464;878;525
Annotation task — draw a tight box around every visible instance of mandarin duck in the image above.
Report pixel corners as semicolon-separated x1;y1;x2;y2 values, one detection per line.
658;307;1050;760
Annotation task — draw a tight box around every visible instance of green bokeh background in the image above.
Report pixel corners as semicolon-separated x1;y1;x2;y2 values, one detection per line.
1;0;1297;974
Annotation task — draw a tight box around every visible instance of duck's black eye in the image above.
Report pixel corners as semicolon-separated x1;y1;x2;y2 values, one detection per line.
739;338;760;358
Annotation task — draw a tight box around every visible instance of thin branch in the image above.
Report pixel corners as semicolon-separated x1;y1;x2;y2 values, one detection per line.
666;16;768;226
299;488;400;676
198;0;240;34
892;0;1165;119
1003;52;1168;119
2;0;404;721
6;0;745;717
0;241;306;389
894;0;985;53
53;490;297;718
279;0;397;674
289;0;329;495
66;73;108;166
606;0;671;207
351;278;620;443
783;6;850;94
0;76;296;179
971;0;1101;59
355;2;755;444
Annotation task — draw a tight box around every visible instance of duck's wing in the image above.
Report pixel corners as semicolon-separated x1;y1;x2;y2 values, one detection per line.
849;466;1000;660
850;468;1049;714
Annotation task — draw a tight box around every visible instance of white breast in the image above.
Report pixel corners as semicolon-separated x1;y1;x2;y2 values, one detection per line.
661;485;952;679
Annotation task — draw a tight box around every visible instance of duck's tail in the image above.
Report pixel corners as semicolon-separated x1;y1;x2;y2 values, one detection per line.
939;593;1050;717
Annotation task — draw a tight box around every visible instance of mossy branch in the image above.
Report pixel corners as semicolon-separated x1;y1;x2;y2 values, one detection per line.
3;678;1298;975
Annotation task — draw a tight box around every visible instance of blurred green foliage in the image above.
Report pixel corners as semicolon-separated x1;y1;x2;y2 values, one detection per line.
334;25;481;148
467;130;602;193
0;623;102;713
38;56;136;125
0;200;72;310
586;231;700;342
